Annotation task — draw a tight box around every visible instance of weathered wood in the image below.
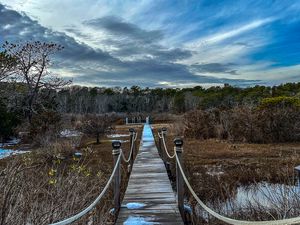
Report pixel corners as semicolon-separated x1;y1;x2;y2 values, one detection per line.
175;138;185;221
112;141;121;220
115;125;184;225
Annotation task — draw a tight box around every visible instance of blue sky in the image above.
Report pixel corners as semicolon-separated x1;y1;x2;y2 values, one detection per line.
0;0;300;87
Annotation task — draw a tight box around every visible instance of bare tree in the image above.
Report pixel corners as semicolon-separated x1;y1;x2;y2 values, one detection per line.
80;114;113;144
3;41;71;123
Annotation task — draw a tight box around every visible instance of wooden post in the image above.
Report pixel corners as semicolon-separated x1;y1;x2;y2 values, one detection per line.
174;138;184;221
112;141;121;218
161;127;167;163
295;165;300;186
129;128;135;172
158;128;162;156
125;117;128;125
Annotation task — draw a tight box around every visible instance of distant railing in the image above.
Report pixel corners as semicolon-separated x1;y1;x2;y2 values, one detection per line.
49;129;138;225
158;128;300;225
125;116;150;124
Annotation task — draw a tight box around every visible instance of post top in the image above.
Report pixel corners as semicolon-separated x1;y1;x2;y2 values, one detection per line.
112;141;122;149
174;138;183;147
129;128;135;133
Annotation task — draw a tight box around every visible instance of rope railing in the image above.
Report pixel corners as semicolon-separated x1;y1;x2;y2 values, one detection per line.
159;132;300;225
161;133;176;159
49;153;121;225
121;132;137;163
158;129;176;159
50;128;138;225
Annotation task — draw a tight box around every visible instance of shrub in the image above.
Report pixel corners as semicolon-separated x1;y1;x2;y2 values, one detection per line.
183;101;300;143
184;109;218;139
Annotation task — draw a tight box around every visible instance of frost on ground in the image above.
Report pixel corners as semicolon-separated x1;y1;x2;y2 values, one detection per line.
124;216;155;225
126;202;146;209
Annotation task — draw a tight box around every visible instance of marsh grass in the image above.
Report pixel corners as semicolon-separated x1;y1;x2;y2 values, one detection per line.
0;125;142;225
153;124;300;225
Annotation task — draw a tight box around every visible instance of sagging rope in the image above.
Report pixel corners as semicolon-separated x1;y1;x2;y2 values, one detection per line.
174;151;300;225
158;131;176;159
121;132;138;163
49;153;122;225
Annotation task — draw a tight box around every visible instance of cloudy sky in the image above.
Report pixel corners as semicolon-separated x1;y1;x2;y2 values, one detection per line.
0;0;300;87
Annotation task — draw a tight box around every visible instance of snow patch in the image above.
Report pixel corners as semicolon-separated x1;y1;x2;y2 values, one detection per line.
110;139;129;143
0;148;29;159
205;165;224;176
74;152;82;157
126;202;146;209
124;216;155;225
184;204;192;213
107;134;130;138
60;129;82;138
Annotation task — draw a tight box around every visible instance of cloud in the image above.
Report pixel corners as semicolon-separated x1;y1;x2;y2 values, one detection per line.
188;18;276;48
0;3;262;88
83;16;163;44
191;63;238;75
83;16;193;62
0;4;120;64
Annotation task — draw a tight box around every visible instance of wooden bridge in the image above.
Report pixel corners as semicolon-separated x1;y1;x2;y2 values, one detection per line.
116;124;183;224
50;124;300;225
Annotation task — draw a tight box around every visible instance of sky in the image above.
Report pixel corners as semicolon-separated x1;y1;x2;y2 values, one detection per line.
0;0;300;88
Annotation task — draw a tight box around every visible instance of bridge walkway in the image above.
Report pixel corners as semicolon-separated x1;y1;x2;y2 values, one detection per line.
116;124;183;225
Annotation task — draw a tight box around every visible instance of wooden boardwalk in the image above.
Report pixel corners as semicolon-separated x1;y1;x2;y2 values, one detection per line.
116;124;184;225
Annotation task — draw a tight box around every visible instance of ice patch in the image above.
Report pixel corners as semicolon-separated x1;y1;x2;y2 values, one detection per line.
124;216;155;225
126;202;146;209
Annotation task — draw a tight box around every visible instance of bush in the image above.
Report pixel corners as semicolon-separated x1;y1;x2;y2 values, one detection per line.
184;109;218;139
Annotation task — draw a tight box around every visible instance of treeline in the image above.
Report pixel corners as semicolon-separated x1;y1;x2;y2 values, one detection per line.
55;83;300;114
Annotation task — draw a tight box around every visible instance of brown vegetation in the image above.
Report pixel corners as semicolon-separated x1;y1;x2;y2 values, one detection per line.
0;124;142;225
153;122;300;224
184;102;300;143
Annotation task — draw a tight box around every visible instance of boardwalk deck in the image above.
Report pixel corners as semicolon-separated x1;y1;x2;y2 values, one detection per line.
116;124;184;225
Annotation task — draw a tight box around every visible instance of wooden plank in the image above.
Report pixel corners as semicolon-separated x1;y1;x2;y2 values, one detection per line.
115;124;184;224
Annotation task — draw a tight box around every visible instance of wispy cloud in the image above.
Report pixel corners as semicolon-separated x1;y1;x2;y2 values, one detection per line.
188;18;276;47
